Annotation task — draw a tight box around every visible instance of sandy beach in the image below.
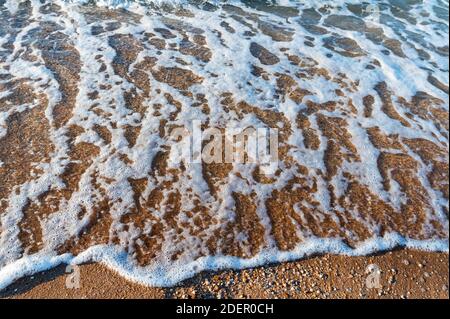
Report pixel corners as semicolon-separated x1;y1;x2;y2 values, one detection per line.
0;1;448;298
1;249;448;299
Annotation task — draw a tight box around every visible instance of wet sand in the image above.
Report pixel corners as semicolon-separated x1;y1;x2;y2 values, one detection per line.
1;249;448;299
0;1;448;295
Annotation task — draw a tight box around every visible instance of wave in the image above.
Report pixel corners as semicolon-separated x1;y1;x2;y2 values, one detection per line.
0;0;448;289
63;0;259;8
0;235;447;289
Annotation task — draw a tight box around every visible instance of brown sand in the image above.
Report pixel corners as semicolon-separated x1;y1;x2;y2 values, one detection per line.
0;2;448;301
1;249;448;299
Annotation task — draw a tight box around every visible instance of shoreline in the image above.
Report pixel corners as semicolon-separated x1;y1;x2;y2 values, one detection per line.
1;249;448;299
0;1;448;300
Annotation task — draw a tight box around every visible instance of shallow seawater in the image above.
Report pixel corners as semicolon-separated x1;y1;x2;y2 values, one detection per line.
0;0;448;288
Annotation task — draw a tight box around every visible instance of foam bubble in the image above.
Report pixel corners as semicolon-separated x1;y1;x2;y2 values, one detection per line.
0;0;448;289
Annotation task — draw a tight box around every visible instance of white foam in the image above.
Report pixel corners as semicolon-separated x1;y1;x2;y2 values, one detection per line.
3;0;20;14
0;0;448;289
0;234;447;289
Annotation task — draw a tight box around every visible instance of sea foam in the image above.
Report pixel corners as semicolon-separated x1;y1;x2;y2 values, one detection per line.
0;0;448;289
